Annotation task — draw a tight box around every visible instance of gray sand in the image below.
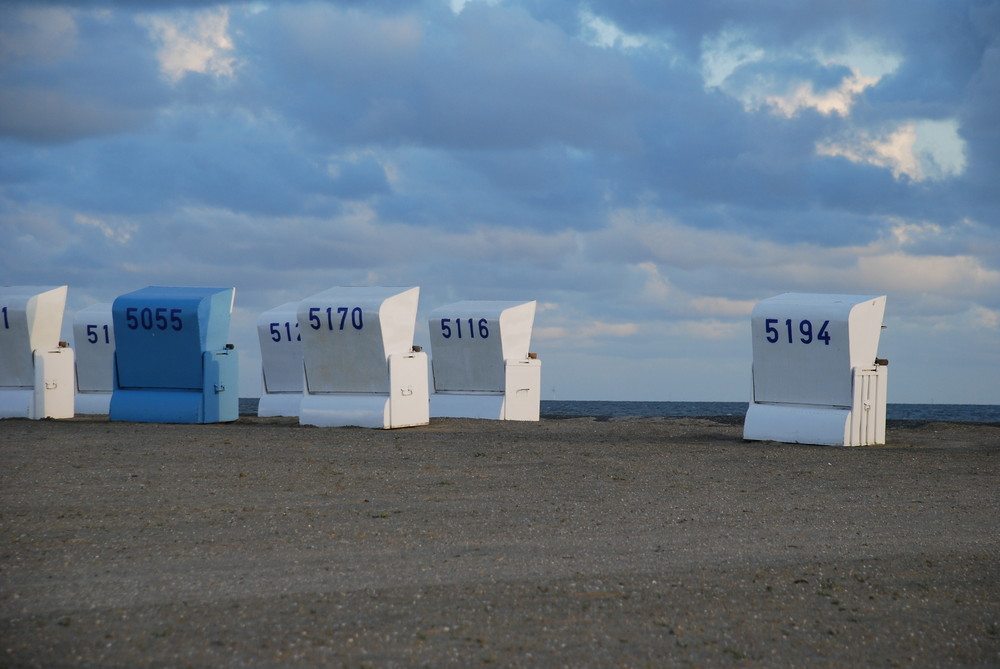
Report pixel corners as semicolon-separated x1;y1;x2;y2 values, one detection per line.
2;416;998;667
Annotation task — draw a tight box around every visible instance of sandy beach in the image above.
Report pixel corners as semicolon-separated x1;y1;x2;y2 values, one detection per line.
2;415;998;667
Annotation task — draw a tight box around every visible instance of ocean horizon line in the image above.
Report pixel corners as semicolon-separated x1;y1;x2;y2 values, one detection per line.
239;397;999;406
238;398;1000;423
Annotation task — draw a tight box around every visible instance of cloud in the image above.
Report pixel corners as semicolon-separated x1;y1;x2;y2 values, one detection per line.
137;7;237;83
583;205;1000;315
689;296;757;318
701;28;900;117
970;305;999;329
817;118;967;181
758;67;881;118
0;6;78;65
73;213;136;244
700;27;766;89
252;2;645;152
578;8;652;51
669;319;744;341
692;23;975;192
0;87;148;142
535;320;639;346
0;7;162;143
854;252;1000;299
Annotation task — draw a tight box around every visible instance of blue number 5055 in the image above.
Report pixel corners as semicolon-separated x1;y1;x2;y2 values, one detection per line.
125;307;182;331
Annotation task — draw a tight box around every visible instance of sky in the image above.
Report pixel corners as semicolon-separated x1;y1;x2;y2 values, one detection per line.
2;0;998;404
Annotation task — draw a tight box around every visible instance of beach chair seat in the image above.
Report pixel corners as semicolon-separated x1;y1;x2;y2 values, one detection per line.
743;293;888;446
298;286;428;429
428;300;540;421
73;303;114;415
256;301;304;417
110;286;238;424
0;285;74;419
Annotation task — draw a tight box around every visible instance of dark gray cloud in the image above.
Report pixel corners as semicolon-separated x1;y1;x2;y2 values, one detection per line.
249;2;646;152
0;8;164;143
2;109;345;216
5;0;991;231
374;146;610;232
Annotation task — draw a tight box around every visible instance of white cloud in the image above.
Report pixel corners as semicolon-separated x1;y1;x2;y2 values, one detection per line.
669;320;744;341
701;29;898;117
854;252;1000;297
635;261;674;301
822;37;902;81
887;219;943;246
817;118;967;181
700;28;765;89
579;9;650;50
74;214;135;244
449;0;502;15
534;320;639;345
689;296;757;318
817;122;920;178
588;206;1000;307
138;7;237;83
970;306;999;329
699;27;968;184
756;69;881;118
911;119;968;180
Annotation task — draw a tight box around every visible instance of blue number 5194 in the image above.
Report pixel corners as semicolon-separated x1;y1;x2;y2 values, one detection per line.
765;318;830;345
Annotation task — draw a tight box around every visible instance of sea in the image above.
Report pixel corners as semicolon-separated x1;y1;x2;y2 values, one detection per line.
238;399;1000;423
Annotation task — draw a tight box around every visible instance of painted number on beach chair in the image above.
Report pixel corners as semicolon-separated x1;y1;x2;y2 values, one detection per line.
125;307;183;331
764;318;831;345
269;320;301;342
307;306;364;331
440;318;489;339
85;324;111;344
